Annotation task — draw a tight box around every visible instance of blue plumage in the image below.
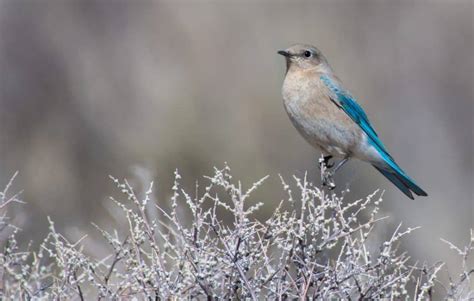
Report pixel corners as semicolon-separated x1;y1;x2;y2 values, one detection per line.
279;44;427;199
320;74;427;199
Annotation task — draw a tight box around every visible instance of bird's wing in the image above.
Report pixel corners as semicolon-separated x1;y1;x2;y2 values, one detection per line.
320;74;427;198
320;74;393;161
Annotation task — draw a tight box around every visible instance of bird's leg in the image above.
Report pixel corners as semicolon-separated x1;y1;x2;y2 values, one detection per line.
318;154;336;189
333;157;349;174
318;155;330;179
322;157;349;190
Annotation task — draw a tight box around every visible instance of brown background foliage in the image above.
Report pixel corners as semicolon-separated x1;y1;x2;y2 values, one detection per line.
0;0;472;273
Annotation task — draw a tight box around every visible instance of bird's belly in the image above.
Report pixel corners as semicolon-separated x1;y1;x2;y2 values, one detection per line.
284;100;361;157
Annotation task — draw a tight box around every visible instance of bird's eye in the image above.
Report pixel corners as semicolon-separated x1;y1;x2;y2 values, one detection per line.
304;50;312;58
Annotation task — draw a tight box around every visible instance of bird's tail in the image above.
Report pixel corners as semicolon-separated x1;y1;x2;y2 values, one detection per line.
372;163;427;200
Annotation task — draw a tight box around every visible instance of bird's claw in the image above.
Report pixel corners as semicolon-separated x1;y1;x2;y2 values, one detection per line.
319;155;337;189
322;171;336;190
318;155;334;169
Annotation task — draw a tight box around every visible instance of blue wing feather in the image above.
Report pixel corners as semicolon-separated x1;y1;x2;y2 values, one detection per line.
320;74;427;197
320;75;389;158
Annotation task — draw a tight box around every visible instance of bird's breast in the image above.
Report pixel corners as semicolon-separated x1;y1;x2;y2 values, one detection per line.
282;71;362;157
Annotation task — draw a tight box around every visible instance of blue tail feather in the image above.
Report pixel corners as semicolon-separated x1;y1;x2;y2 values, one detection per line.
373;160;427;199
393;169;427;196
369;138;427;198
373;165;414;199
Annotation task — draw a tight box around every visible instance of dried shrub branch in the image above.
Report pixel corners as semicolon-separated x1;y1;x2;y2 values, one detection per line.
0;166;471;299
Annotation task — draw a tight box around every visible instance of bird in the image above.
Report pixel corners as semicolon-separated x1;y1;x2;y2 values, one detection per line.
278;44;427;199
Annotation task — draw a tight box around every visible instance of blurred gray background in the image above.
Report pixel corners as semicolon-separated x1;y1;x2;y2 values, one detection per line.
0;0;472;276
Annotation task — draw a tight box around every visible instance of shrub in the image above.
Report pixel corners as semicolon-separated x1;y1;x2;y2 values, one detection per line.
0;166;472;300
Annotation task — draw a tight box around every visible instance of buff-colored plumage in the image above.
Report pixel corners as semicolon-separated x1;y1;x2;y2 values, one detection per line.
278;44;427;199
281;46;379;163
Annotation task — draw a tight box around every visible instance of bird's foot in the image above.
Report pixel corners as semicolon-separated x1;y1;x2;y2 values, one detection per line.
322;171;336;190
319;155;336;190
318;155;349;190
318;155;334;170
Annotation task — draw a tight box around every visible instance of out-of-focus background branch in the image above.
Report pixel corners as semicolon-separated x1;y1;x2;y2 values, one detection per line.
0;0;472;274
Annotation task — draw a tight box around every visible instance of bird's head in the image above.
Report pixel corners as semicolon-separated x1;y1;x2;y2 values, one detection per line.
278;44;330;73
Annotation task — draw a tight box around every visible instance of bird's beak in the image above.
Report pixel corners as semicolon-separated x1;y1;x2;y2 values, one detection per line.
277;50;291;57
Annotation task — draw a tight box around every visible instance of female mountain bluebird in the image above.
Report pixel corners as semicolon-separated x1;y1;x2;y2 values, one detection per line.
278;44;427;199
